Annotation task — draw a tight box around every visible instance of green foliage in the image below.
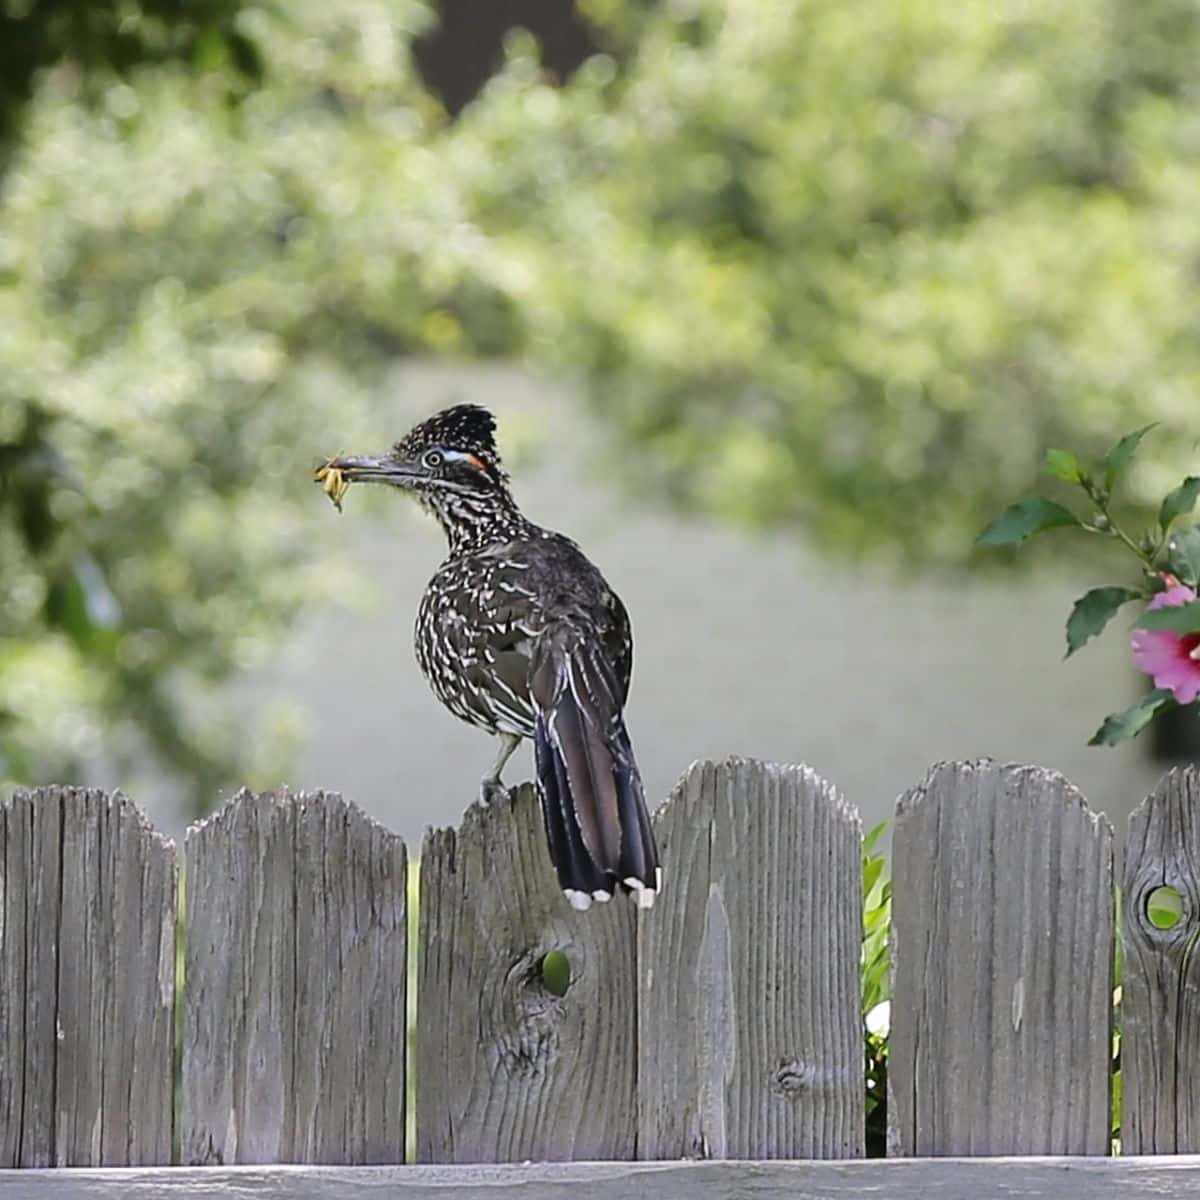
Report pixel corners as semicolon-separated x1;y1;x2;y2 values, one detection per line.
1101;425;1158;493
1158;477;1200;532
0;0;264;166
1088;689;1175;747
1045;449;1085;486
0;0;521;807
977;497;1081;548
981;426;1200;745
1065;587;1140;657
862;820;891;1157
1168;528;1200;589
540;950;571;997
1146;885;1184;930
1135;602;1200;634
9;0;1200;791
440;0;1200;566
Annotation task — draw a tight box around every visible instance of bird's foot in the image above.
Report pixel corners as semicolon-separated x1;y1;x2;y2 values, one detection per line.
479;778;511;808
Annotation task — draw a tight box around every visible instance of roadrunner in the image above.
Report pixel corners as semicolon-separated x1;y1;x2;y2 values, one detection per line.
322;405;660;911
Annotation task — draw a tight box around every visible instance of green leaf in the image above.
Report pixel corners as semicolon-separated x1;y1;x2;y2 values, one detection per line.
1065;587;1141;657
1135;600;1200;634
1089;689;1175;746
977;496;1081;547
863;855;884;896
1102;424;1157;490
1168;526;1200;588
862;819;891;857
1045;448;1084;483
1160;477;1200;531
1147;886;1183;930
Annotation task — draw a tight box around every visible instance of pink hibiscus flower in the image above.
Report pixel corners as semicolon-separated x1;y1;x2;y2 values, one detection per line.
1131;578;1200;704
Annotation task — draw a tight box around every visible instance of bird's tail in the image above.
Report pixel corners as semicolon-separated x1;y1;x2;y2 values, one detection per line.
531;632;660;912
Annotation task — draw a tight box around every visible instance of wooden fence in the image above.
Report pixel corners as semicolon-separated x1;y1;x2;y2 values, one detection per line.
2;756;1200;1197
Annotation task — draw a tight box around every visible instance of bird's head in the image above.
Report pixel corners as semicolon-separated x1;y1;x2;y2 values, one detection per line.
323;403;510;502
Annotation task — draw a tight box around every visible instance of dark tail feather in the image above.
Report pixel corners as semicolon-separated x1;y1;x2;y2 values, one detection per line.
534;691;660;912
534;713;611;902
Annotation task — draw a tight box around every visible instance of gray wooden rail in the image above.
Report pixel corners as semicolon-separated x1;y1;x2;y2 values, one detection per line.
3;1158;1200;1199
3;756;1200;1197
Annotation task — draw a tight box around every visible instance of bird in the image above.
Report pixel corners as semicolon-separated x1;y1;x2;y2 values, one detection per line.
321;404;660;911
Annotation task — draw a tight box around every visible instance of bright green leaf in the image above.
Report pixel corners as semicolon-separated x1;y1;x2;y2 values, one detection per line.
1065;586;1140;657
977;497;1081;547
1168;527;1200;589
1089;689;1175;746
1135;601;1200;634
1160;478;1200;531
1045;448;1084;484
863;855;884;895
1146;885;1183;930
862;819;891;856
1102;425;1157;490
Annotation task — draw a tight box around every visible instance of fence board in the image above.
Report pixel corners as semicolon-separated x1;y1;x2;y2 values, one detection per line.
6;1158;1200;1200
1122;767;1200;1154
417;783;637;1163
181;790;407;1166
637;758;863;1159
0;788;176;1167
889;760;1114;1156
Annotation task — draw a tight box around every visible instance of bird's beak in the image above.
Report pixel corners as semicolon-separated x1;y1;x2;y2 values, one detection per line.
322;453;420;485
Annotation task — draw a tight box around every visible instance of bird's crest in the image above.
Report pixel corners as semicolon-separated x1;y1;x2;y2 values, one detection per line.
395;404;503;477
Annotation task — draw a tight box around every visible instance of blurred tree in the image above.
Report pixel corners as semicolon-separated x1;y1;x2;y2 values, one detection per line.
0;0;264;166
0;0;521;808
7;0;1200;804
1;0;268;807
447;0;1200;567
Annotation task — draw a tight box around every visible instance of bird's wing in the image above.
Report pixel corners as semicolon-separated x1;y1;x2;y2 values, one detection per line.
468;629;537;737
462;557;541;737
416;557;537;737
602;588;634;706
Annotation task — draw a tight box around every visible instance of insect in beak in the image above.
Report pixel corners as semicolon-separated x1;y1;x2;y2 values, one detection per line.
314;456;351;512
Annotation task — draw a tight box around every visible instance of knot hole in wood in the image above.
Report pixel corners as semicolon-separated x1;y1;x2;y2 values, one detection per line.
1140;882;1188;935
488;947;571;1076
770;1058;816;1099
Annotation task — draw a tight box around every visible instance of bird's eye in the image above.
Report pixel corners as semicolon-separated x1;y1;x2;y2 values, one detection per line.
423;449;444;469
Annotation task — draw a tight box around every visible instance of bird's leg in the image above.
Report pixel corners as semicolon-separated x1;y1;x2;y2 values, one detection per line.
480;732;522;806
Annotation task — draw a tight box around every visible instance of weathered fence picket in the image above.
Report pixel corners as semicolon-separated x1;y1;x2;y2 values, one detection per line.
182;789;407;1166
638;758;863;1160
889;761;1114;1157
0;788;176;1168
6;755;1200;1196
1122;769;1200;1154
417;784;637;1163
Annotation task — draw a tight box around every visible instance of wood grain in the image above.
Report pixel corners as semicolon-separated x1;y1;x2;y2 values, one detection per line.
0;788;176;1167
637;758;863;1159
1122;767;1200;1153
5;1158;1200;1199
181;789;407;1166
416;783;637;1163
889;760;1114;1156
